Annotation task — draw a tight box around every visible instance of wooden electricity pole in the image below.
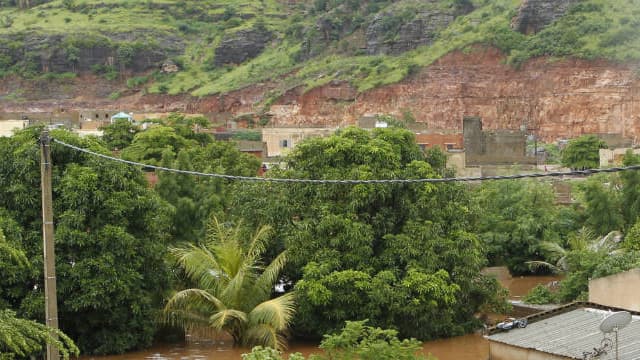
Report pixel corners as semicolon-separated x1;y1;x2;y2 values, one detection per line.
40;129;60;360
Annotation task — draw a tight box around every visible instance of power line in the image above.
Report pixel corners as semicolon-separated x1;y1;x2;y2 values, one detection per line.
53;138;640;184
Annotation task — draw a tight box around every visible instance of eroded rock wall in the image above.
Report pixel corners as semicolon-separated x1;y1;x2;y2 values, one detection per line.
512;0;580;34
2;48;640;144
267;48;640;142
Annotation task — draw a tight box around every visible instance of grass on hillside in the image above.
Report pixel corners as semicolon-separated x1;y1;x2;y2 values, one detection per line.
1;0;639;100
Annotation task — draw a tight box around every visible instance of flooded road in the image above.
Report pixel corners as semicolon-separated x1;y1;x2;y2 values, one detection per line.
82;270;556;360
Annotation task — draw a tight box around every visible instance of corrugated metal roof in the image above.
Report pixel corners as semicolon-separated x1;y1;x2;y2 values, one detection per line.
487;308;640;359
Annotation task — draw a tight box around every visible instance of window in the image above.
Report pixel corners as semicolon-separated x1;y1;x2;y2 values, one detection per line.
280;139;289;148
445;143;454;150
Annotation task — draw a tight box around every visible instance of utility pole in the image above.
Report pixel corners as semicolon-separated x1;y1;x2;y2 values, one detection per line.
40;129;59;360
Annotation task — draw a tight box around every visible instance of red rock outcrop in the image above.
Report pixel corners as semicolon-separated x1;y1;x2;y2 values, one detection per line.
265;48;640;142
2;48;639;143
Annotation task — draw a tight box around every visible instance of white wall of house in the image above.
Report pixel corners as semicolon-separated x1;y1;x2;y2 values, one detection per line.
0;120;29;137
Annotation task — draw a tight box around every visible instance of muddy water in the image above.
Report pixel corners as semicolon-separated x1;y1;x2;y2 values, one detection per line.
81;335;489;360
81;272;556;360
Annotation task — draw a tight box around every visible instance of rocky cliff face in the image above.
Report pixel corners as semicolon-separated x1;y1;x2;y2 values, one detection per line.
214;27;273;66
1;30;183;74
2;48;640;144
264;48;640;143
366;3;472;55
512;0;580;34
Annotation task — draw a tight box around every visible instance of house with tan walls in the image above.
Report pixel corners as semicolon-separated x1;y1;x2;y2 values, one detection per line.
262;127;337;157
589;268;640;312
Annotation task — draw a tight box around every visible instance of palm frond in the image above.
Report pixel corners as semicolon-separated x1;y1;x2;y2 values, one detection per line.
243;323;281;350
169;245;223;289
537;241;566;260
165;289;226;313
254;250;288;298
220;266;255;307
209;309;248;330
525;260;562;274
164;288;227;330
247;292;296;332
246;225;273;263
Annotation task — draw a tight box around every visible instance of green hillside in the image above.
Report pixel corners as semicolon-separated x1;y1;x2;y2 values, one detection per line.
0;0;639;100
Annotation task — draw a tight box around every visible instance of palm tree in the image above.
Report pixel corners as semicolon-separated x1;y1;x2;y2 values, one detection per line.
164;217;295;350
526;227;623;273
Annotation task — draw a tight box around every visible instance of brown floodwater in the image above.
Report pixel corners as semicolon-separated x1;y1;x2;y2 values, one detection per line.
80;270;558;360
80;334;489;360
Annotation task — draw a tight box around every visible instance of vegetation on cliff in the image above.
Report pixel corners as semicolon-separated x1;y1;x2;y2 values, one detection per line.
0;0;639;102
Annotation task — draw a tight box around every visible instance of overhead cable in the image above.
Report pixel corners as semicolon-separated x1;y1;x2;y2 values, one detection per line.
52;138;640;184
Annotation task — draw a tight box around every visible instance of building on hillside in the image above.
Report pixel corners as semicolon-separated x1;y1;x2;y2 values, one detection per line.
415;131;464;151
600;148;640;168
262;127;337;157
110;112;133;123
235;140;265;159
0;120;29;137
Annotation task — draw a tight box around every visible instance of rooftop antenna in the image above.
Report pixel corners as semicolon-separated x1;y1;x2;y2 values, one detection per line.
599;311;632;360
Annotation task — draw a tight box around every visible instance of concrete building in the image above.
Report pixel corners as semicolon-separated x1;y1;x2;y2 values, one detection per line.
464;116;534;166
589;268;640;312
600;148;640;167
415;132;464;151
262;127;337;157
0;120;29;137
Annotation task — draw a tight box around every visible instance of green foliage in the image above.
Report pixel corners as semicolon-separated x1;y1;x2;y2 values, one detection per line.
578;177;623;235
230;127;505;340
623;219;640;251
0;309;79;360
317;320;431;360
556;250;640;302
121;126;195;165
242;346;305;360
424;146;448;175
522;284;556;305
164;218;295;350
0;128;174;355
540;143;561;164
620;151;640;228
155;144;260;242
561;135;607;170
232;130;262;141
100;119;140;151
475;179;563;274
241;320;433;360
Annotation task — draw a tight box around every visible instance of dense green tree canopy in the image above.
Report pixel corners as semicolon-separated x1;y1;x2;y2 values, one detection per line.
155;137;261;242
561;135;607;170
121;125;195;165
100;119;140;151
230;127;504;340
474;179;569;274
0;127;174;355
